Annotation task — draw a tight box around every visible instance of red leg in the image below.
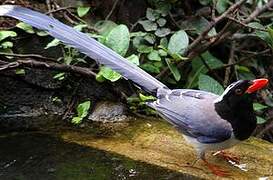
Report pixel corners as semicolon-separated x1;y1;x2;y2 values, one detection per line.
202;159;230;177
214;151;240;164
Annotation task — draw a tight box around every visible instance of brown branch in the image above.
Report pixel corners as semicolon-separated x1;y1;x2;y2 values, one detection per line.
45;6;74;14
226;16;267;31
216;49;270;69
224;41;235;86
0;52;57;62
105;0;120;20
0;59;97;77
213;0;273;46
184;0;246;56
158;0;273;79
244;0;273;23
199;55;223;83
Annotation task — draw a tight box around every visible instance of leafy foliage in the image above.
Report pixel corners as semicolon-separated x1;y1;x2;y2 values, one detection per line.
4;1;273;128
72;101;91;124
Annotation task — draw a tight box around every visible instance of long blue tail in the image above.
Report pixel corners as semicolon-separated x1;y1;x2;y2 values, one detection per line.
0;5;167;94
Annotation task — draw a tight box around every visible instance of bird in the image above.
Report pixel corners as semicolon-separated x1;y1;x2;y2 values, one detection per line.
0;5;269;176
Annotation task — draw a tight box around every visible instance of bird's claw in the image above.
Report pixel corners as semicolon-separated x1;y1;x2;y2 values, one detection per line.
203;160;230;177
214;151;240;164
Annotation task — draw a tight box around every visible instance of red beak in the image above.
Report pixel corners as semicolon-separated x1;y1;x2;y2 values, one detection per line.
246;78;268;93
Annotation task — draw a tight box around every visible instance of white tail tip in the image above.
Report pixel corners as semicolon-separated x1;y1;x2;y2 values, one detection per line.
0;5;15;16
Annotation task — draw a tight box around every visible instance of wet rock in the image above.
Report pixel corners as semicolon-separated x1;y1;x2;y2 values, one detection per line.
61;117;273;179
88;101;127;122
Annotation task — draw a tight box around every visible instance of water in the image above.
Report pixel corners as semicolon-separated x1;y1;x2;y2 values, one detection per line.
0;132;195;180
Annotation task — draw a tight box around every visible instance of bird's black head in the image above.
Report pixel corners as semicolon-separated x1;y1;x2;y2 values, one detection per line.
215;79;268;107
214;78;268;140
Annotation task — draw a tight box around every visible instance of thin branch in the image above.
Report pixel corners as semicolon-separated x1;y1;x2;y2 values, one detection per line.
226;16;267;31
0;52;57;62
105;0;120;20
46;0;53;17
244;0;273;23
184;0;246;56
199;55;223;83
45;6;73;14
217;49;270;69
0;59;97;77
224;41;235;86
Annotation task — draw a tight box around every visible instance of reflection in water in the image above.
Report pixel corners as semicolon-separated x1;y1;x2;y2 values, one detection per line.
0;133;193;180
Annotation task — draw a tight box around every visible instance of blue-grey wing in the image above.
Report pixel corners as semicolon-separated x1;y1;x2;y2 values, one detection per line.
148;89;232;143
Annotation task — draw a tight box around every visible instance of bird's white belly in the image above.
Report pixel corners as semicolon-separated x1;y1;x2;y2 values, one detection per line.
183;134;241;154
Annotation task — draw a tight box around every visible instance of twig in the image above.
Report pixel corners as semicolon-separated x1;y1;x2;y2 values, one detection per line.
184;0;246;56
0;59;97;77
217;49;270;69
224;41;235;86
168;12;181;29
105;0;120;20
244;0;273;23
256;119;273;138
199;55;223;83
227;16;267;31
46;0;53;17
0;52;57;62
45;6;73;15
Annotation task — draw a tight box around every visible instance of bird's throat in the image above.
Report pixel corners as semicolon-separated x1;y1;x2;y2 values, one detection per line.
214;100;257;140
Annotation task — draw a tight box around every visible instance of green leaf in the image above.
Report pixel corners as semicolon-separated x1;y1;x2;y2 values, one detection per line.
146;8;160;21
36;30;48;36
137;45;153;53
77;100;91;118
198;74;224;95
144;34;156;44
253;103;268;111
73;24;88;31
216;0;229;14
139;20;158;31
130;31;147;37
248;22;271;47
155;28;171;37
186;51;223;88
53;72;65;80
170;53;188;61
256;116;267;124
158;49;167;57
16;22;35;34
77;7;90;17
126;54;139;65
105;25;130;56
165;58;181;81
199;0;212;5
159;37;168;49
0;41;13;49
180;17;216;37
72;117;83;124
97;66;122;82
168;30;189;55
157;18;167;27
94;20;117;37
0;30;17;42
140;63;160;73
45;39;60;49
139;93;156;101
148;50;161;61
15;69;25;75
235;65;255;80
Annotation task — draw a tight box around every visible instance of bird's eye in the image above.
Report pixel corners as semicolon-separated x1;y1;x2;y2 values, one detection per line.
235;88;243;95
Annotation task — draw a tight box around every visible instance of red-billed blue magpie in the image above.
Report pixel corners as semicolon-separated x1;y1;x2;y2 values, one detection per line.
0;5;268;176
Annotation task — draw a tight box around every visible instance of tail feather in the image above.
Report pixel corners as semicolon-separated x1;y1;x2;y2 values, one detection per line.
0;5;167;94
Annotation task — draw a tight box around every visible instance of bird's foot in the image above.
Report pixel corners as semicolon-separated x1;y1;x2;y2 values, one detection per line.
213;151;240;164
203;159;230;177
